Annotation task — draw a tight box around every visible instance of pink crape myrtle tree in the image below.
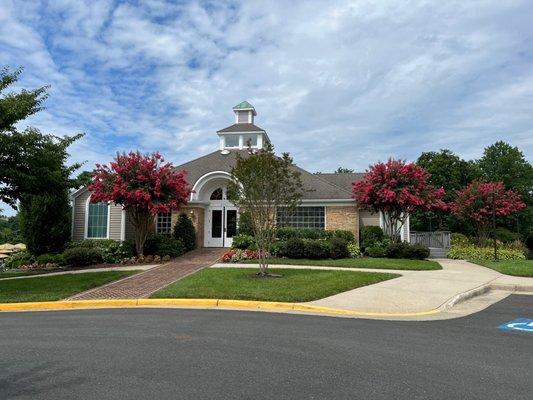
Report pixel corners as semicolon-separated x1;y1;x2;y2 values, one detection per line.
89;151;191;256
450;181;525;246
353;159;447;243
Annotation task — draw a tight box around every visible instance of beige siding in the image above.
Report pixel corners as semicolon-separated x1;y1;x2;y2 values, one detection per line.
325;206;359;243
108;205;123;240
72;189;91;240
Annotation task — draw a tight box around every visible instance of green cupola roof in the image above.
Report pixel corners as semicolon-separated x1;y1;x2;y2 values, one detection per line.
232;100;255;110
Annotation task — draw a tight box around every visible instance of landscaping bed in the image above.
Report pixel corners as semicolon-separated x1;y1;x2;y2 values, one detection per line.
241;257;441;270
0;271;139;303
151;268;399;302
471;259;533;277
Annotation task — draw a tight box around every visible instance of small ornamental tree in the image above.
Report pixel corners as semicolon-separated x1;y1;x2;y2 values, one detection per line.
450;181;525;246
228;143;304;276
353;159;447;242
89;152;191;256
173;213;196;251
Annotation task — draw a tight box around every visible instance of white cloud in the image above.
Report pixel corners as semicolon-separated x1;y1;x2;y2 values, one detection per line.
0;0;531;183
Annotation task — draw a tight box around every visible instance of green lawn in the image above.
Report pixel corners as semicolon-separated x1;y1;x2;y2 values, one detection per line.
0;271;139;303
151;268;399;302
472;259;533;277
241;257;441;271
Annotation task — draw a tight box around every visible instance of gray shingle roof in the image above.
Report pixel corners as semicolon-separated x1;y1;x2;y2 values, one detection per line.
217;123;265;133
174;150;359;200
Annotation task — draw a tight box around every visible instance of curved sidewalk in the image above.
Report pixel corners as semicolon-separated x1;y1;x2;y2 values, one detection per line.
309;259;533;313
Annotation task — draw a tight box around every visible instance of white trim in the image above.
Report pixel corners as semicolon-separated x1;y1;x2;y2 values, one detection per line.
84;197;110;239
191;171;233;201
70;197;75;240
70;186;88;200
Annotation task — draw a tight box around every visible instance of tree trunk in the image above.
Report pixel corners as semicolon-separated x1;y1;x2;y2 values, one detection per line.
127;209;153;257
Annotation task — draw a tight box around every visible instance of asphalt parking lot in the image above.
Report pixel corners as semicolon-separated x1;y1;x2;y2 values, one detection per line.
0;295;531;399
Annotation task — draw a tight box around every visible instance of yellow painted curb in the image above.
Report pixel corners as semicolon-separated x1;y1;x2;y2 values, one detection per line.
0;298;441;318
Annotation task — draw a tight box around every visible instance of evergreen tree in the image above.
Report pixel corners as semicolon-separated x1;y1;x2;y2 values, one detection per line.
173;213;196;251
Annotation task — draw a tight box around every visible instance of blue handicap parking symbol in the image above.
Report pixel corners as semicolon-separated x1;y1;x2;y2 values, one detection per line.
499;318;533;333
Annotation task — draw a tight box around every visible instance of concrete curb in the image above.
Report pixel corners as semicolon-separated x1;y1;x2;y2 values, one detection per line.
439;282;533;310
0;298;441;318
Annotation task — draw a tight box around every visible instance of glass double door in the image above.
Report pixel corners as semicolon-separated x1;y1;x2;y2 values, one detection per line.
207;206;237;247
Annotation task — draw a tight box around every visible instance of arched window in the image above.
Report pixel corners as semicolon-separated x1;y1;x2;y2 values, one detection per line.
87;202;108;238
210;188;223;200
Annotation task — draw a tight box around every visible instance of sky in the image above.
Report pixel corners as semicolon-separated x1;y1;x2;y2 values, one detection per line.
1;0;532;216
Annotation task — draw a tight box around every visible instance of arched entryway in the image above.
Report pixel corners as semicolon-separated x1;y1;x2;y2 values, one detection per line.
192;172;238;248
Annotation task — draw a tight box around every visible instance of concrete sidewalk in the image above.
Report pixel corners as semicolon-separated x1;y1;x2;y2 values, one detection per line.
213;259;533;315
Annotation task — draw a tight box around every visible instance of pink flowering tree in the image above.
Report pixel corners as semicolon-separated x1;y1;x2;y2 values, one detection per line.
450;181;525;245
89;152;191;256
353;159;447;242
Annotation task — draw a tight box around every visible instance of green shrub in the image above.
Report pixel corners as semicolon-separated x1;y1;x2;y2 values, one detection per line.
403;244;430;260
62;247;103;267
448;244;526;260
304;239;331;259
237;211;254;236
284;237;306;258
450;233;472;247
329;237;349;259
276;227;354;242
366;245;386;258
36;253;65;265
360;226;385;248
3;250;34;269
145;234;185;258
347;242;362;258
232;234;256;250
66;239;135;263
385;242;410;259
173;213;196;251
494;227;521;243
324;230;355;243
269;240;286;257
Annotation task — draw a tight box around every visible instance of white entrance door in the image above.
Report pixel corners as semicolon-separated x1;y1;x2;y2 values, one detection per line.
205;206;238;247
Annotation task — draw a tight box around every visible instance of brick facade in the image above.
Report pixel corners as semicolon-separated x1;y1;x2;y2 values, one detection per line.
325;205;359;243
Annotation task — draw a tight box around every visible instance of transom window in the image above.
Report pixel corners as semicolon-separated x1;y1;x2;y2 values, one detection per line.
156;212;172;234
87;202;108;238
210;188;223;200
276;206;325;229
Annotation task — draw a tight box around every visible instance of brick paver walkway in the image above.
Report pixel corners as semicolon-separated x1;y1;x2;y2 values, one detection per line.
69;248;225;300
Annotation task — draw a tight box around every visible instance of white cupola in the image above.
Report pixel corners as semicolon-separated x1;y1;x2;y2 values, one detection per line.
233;100;256;124
216;101;270;151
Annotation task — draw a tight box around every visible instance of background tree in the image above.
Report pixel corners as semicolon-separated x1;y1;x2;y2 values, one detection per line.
450;181;525;246
334;167;354;174
228;144;304;276
90;152;191;256
0;214;22;244
478;141;533;245
19;191;71;254
0;66;82;254
173;213;196;251
412;149;480;232
353;159;447;242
